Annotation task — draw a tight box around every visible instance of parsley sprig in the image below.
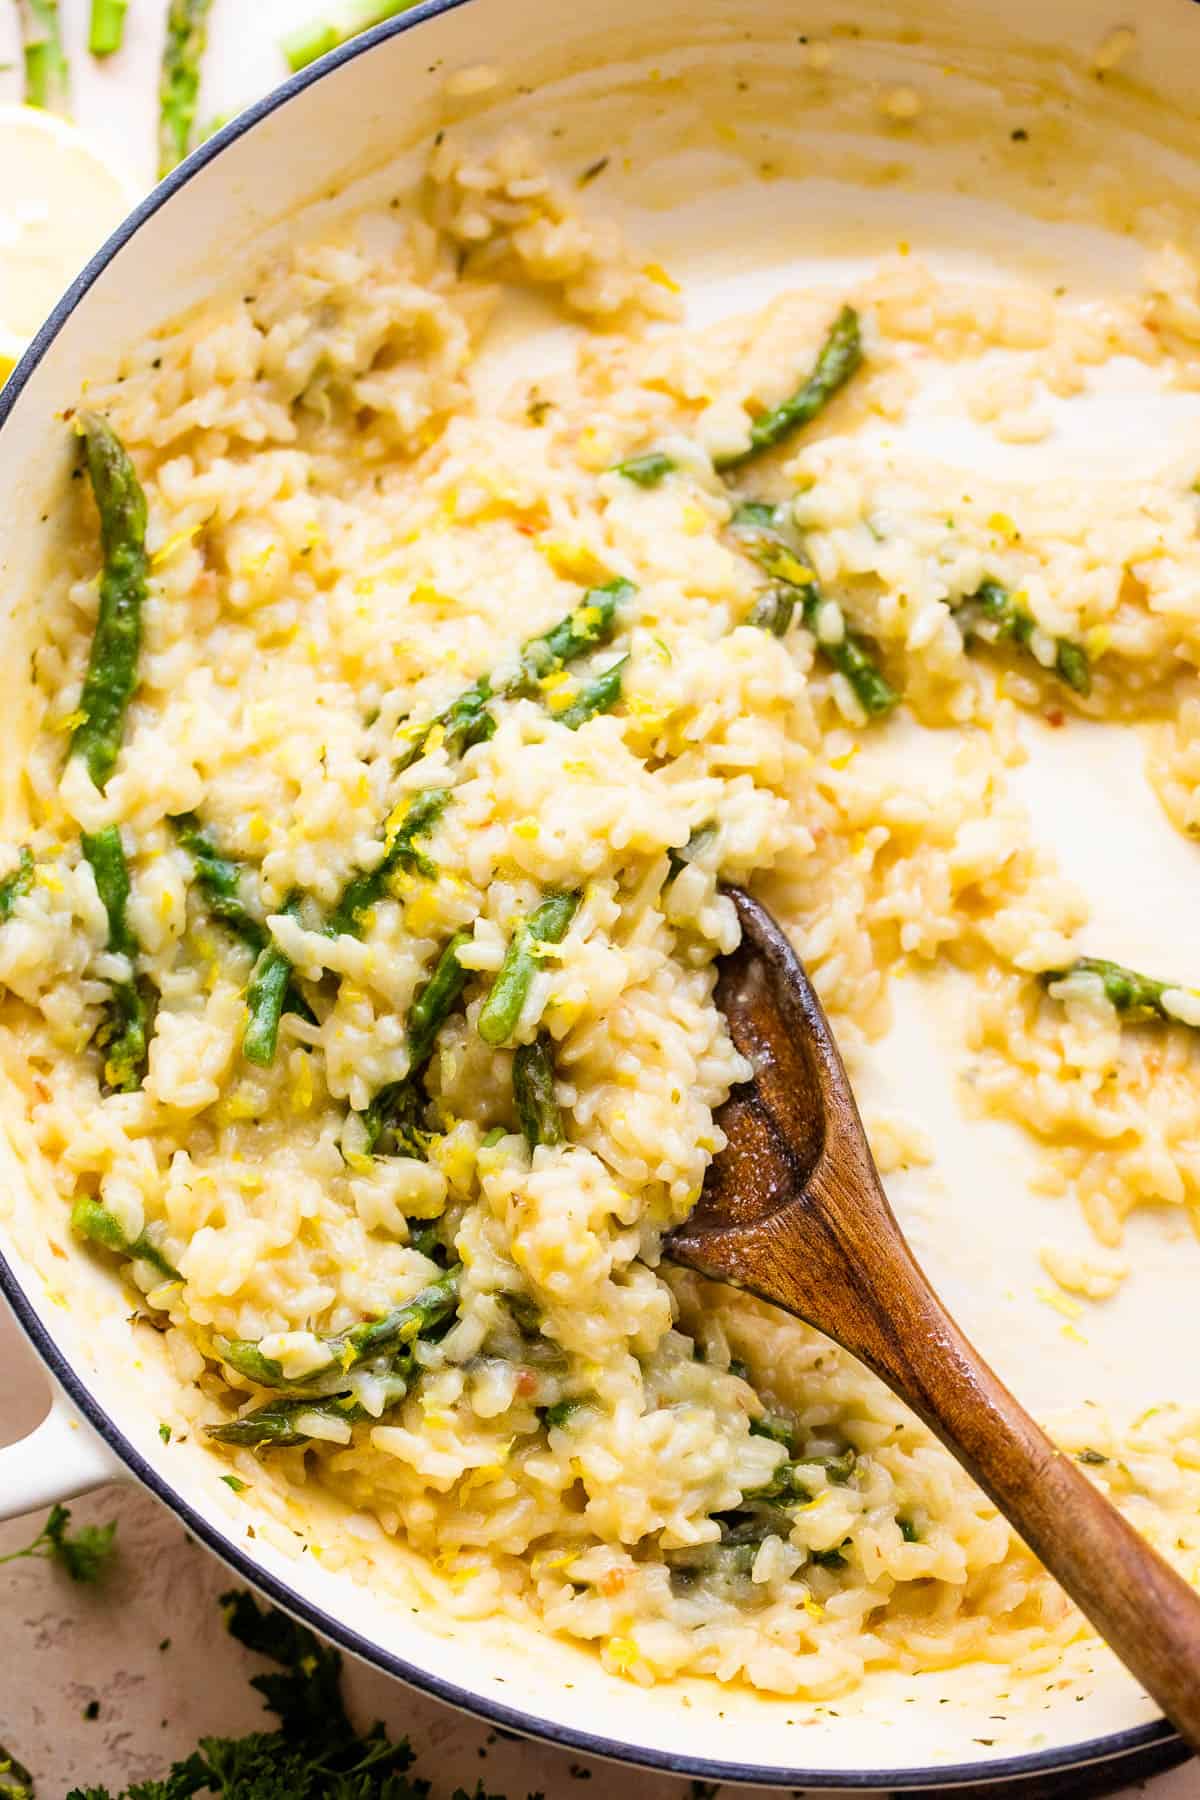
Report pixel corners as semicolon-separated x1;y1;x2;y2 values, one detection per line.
0;1504;117;1584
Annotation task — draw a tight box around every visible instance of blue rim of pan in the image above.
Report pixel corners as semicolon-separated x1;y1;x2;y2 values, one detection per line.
0;3;1181;1786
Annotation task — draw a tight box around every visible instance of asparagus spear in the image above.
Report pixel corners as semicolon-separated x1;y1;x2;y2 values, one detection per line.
478;890;580;1048
280;0;419;73
80;826;152;1092
242;894;306;1067
556;655;628;730
358;1076;428;1159
213;1268;461;1391
406;929;471;1067
158;0;214;178
71;1194;180;1282
326;788;449;937
611;451;675;487
954;578;1091;696
19;0;68;109
512;1031;564;1149
0;849;34;921
395;580;633;774
208;1391;367;1449
350;931;472;1159
88;0;127;54
240;789;449;1069
730;502;897;718
169;813;267;953
70;415;149;793
1043;956;1200;1028
715;305;863;470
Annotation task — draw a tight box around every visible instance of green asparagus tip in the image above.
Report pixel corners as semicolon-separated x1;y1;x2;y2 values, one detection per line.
280;0;421;74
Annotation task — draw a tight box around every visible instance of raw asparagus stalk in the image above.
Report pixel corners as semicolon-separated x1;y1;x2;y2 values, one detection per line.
80;826;151;1092
212;1269;461;1393
555;655;628;730
512;1031;564;1149
19;0;68;108
280;0;419;73
0;849;34;921
611;451;675;487
1043;956;1200;1027
70;415;149;793
395;580;633;774
715;305;863;470
731;502;897;718
158;0;213;178
88;0;127;54
954;578;1091;696
477;891;580;1048
71;1194;180;1282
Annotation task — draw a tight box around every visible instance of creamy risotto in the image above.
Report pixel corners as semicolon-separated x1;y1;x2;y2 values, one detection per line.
5;131;1200;1699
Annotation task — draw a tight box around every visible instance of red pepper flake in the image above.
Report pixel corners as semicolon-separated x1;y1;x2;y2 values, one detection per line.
1045;708;1065;729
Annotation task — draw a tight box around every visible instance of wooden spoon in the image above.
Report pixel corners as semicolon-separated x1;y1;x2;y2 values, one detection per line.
667;886;1200;1751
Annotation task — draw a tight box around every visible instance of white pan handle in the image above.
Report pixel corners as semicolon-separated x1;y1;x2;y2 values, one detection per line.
0;1385;124;1521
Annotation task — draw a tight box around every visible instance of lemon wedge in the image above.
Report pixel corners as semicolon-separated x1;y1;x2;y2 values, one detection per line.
0;105;137;385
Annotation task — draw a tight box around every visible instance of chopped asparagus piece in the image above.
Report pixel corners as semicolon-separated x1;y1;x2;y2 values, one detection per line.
71;1195;180;1282
280;0;419;72
541;1398;584;1430
716;305;863;470
748;587;797;638
19;0;68;109
665;822;717;884
242;895;305;1067
158;0;214;178
358;1077;428;1160
88;0;127;54
478;891;580;1048
169;813;266;953
406;929;471;1067
512;1031;564;1149
556;655;628;730
208;1392;366;1449
611;451;676;487
954;578;1091;695
326;788;449;938
730;501;896;717
80;826;151;1092
70;415;149;792
748;1412;797;1449
395;581;632;773
212;1269;461;1407
1043;956;1200;1028
0;849;34;921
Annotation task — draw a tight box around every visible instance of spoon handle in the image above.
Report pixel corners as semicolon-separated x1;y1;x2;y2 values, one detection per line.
860;1268;1200;1751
